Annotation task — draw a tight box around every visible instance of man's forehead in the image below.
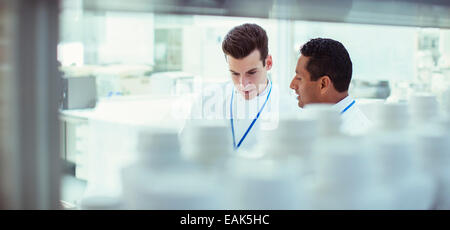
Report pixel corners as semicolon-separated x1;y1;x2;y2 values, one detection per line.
298;55;309;67
228;59;262;72
296;56;309;74
227;55;262;64
230;66;259;72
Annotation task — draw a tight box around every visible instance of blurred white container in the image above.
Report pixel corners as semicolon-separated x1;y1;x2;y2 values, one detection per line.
256;117;318;178
303;104;342;137
135;127;182;168
441;88;450;118
370;103;435;209
409;93;450;209
416;91;450;210
434;173;450;210
122;166;221;209
223;157;306;209
121;128;224;209
310;136;391;209
179;121;232;166
409;93;440;125
80;196;122;210
415;131;450;209
83;120;139;201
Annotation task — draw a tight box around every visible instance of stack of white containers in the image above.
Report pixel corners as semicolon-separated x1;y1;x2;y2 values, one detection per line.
442;88;450;118
412;91;450;209
302;104;340;183
436;89;450;209
180;121;234;208
121;127;221;209
180;121;232;167
225;157;303;209
409;93;440;124
226;117;319;210
80;121;138;210
115;88;450;210
312;137;392;209
303;104;389;209
369;102;435;209
257;117;318;176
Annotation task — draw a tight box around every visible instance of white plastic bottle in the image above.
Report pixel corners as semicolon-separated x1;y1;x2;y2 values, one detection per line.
415;130;450;210
303;104;390;209
369;102;435;209
256;117;318;177
311;136;391;209
418;89;450;209
409;93;440;128
408;93;450;210
121;128;221;209
303;104;342;184
224;155;303;209
238;117;319;209
178;121;233;208
179;120;232;167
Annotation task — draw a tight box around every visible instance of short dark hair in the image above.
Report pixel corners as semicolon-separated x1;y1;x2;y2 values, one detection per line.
300;38;352;92
222;23;268;66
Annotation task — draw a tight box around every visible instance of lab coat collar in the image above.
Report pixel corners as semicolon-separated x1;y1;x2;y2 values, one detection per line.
256;78;271;98
332;95;354;113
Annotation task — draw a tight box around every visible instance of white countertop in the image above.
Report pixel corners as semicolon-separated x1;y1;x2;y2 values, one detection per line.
59;95;193;130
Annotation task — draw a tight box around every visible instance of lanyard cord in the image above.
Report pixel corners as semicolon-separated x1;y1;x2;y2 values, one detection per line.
340;100;355;114
230;81;272;150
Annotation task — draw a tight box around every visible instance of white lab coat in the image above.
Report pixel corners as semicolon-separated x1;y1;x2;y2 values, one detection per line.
182;79;298;152
332;95;373;136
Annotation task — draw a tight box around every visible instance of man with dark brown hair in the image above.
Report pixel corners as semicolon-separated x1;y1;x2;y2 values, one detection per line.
222;23;272;101
182;23;281;153
220;23;277;151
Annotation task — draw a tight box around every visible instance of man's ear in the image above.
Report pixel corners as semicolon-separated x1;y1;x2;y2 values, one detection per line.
265;55;273;71
319;75;332;94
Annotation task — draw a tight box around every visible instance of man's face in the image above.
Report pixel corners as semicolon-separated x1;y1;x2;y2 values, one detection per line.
227;49;271;100
290;55;321;108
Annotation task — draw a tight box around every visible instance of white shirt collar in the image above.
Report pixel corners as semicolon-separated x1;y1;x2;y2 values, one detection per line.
256;78;271;98
332;95;354;114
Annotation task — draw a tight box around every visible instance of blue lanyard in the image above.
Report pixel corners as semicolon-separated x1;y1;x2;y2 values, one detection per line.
340;100;355;114
230;81;272;150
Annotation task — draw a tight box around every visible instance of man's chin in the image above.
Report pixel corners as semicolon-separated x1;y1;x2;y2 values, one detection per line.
243;94;255;100
240;91;257;100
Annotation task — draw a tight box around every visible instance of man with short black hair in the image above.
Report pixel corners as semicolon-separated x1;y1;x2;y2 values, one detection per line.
290;38;372;135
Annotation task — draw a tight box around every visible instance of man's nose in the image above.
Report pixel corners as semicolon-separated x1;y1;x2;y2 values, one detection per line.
289;78;296;90
241;77;251;87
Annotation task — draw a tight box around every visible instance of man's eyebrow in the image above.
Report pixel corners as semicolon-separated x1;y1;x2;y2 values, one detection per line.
229;69;238;73
246;68;258;73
